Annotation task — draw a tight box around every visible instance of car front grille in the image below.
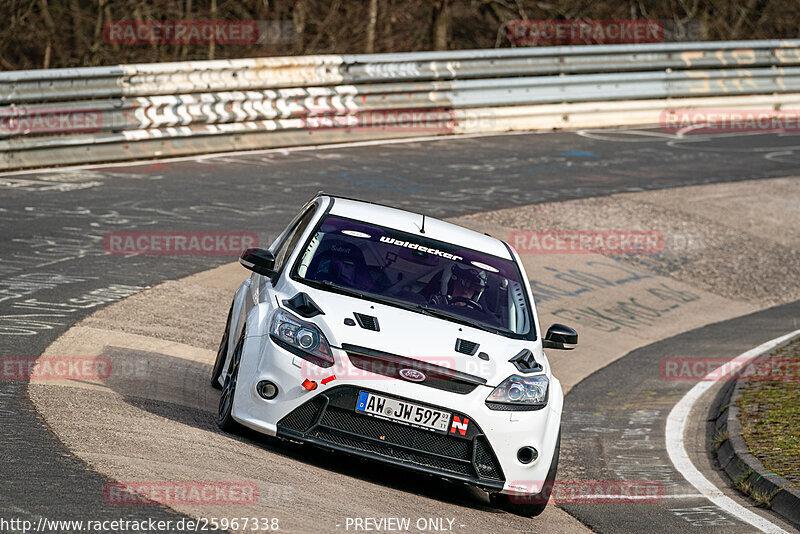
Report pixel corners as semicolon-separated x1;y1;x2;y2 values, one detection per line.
277;386;504;490
319;405;473;459
342;343;486;395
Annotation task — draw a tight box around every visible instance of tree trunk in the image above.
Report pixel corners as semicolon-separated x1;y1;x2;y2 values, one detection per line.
293;0;306;54
432;0;449;50
366;0;378;53
37;0;59;66
209;0;217;60
182;0;193;60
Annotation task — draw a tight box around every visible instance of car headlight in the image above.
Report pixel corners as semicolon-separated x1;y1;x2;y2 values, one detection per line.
486;375;549;410
270;309;334;368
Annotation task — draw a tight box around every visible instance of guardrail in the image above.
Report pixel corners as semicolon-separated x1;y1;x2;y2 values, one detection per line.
1;40;799;170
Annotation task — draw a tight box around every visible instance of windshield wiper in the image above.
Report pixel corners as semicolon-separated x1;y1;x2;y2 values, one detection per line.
411;303;506;336
314;281;425;316
314;280;368;299
378;296;439;316
312;281;423;313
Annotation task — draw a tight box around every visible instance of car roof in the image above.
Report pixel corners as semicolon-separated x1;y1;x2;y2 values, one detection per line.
323;196;513;260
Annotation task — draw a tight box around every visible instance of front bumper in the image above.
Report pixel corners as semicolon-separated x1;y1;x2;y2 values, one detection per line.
231;332;563;495
277;385;505;491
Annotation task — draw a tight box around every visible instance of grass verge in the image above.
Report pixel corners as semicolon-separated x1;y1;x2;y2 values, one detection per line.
735;337;800;488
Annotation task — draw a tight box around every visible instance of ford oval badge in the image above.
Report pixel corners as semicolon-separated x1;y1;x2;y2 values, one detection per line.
399;368;426;382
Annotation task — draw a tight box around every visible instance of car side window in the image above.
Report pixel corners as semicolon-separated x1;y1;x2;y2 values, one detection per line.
273;206;317;273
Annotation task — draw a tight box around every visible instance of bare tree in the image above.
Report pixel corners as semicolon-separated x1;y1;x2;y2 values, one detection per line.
366;0;378;52
1;0;798;70
432;0;449;50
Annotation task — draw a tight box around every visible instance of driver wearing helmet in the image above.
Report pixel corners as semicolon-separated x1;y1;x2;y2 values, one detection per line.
430;264;488;309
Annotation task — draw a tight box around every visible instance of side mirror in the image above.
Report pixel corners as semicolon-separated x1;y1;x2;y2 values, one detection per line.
239;248;277;278
542;323;578;350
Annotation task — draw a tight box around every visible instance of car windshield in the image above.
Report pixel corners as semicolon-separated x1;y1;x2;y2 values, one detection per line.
293;215;534;338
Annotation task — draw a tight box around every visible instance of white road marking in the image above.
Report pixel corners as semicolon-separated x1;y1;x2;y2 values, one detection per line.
576;128;685;141
665;329;800;534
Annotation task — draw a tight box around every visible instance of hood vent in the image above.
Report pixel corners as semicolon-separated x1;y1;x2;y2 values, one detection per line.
353;312;380;332
283;292;324;318
509;349;542;373
455;338;479;356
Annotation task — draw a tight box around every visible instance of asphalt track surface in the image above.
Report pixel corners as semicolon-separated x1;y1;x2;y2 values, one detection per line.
561;300;800;533
1;127;799;532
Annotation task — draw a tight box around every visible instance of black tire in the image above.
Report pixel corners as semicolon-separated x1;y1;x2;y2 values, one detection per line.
490;429;561;517
210;302;234;389
217;328;245;432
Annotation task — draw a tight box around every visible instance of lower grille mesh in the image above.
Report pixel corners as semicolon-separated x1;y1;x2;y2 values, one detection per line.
279;397;325;432
474;436;503;479
311;429;475;476
277;386;504;485
320;406;472;459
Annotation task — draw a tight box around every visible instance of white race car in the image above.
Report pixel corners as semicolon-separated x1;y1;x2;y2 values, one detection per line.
211;193;577;515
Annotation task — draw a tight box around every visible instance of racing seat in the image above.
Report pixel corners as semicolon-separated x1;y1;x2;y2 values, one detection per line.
306;239;374;291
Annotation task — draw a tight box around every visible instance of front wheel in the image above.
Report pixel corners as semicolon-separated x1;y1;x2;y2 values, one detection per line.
491;429;561;517
217;328;245;432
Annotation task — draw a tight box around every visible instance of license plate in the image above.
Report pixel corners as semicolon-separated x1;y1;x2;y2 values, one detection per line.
356;391;452;434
